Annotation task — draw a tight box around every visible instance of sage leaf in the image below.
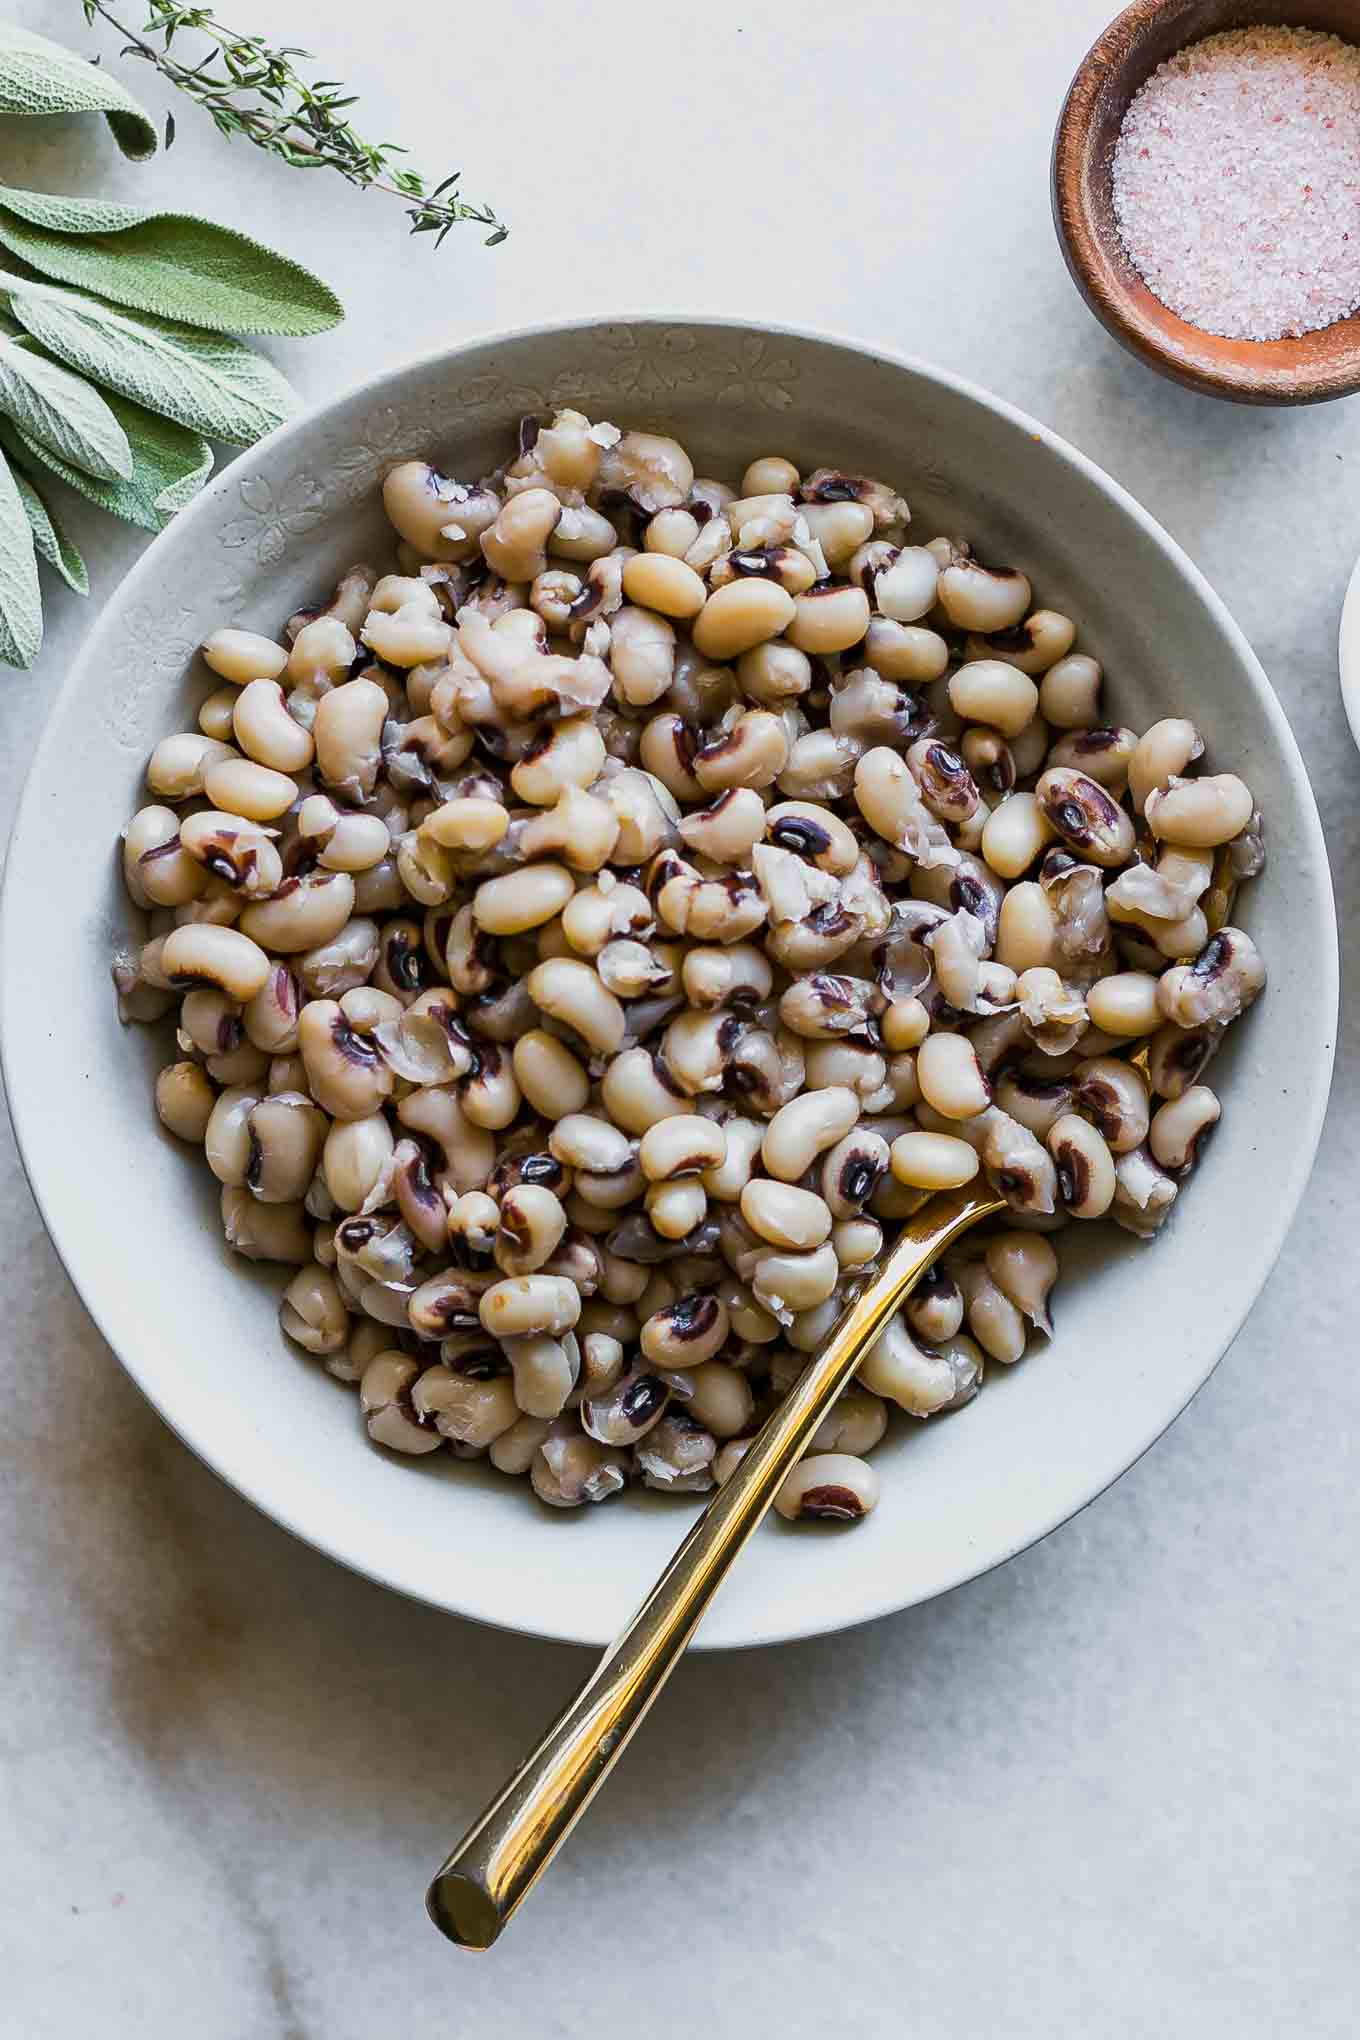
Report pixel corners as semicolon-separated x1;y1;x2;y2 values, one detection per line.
12;463;87;594
0;334;132;479
0;445;43;666
0;25;157;161
0;185;343;336
5;279;296;444
0;389;212;533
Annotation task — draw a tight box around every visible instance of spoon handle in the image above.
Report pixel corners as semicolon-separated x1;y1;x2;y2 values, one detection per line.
426;1184;1003;1950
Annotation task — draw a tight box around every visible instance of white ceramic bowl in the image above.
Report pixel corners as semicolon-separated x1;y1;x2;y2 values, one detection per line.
1339;551;1360;753
1;317;1337;1650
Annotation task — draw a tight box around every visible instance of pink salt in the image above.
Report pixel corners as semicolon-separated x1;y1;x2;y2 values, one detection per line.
1111;26;1360;342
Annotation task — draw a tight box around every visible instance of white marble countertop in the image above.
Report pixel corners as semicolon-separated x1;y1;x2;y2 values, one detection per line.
2;1;1357;2032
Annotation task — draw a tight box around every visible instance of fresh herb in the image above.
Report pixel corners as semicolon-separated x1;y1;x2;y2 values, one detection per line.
0;21;346;666
80;1;507;248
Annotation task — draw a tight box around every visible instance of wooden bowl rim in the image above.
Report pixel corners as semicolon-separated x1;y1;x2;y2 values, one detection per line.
1051;0;1360;404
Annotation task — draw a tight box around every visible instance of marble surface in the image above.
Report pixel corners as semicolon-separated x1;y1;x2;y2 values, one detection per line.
1;1;1356;2031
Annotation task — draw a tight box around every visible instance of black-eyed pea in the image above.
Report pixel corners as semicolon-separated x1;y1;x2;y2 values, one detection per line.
1127;717;1204;813
531;1423;629;1506
936;556;1030;632
955;1261;1027;1364
804;1040;887;1103
232;679;315;773
155;1059;216;1142
1145;774;1255;849
548;503;618;562
639;1293;729;1368
160;924;272;1001
494;1184;568;1275
204;756;298;822
1048;725;1138;791
645;1179;707;1239
947;660;1039;738
639;1114;726;1183
1035;768;1135;867
880;996;930;1052
985;1232;1058;1334
178;811;283;898
480;486;561;581
993;1070;1073;1138
357;1352;441;1454
903;1262;964;1344
994;878;1056;971
511;1029;590;1120
489;1414;553;1475
740;455;799;496
916;1036;993;1120
830;1217;883;1270
810;1383;888;1457
785;583;870;656
692;579;796;661
609;604;676;707
147;731;239;799
1071;1055;1150;1153
414;1365;520;1448
473;863;575;935
752;1241;839;1316
518;786;621;873
981;792;1054;879
1087;971;1163;1037
644;506;702;557
279;1262;349;1354
510;718;607;807
713;1437;754;1486
863;617;949;684
966;608;1075;675
237;871;357;955
740;1179;832;1251
698;1115;763;1203
479;1274;582;1341
890;1129;981;1189
244;1093;325;1203
761;1086;859;1182
634;1410;717;1493
201;627;288;685
1038;652;1103;730
774;1452;879;1522
1047;1112;1117;1217
322;1112;395;1212
682;1361;754;1439
819;1127;890;1219
501;1333;581;1420
1149;1085;1220;1173
859;1313;959;1416
621;551;707;619
579;1364;672;1446
737;640;812;707
220;1186;310;1263
125;806;211;909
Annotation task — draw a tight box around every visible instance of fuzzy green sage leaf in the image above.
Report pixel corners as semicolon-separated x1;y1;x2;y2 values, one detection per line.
0;388;212;533
0;332;132;479
11;463;88;594
0;183;342;336
0;444;43;665
0;24;156;160
4;276;296;444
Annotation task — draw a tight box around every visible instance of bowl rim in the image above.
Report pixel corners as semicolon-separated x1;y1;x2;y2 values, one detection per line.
1339;552;1360;755
1051;0;1360;406
0;311;1339;1649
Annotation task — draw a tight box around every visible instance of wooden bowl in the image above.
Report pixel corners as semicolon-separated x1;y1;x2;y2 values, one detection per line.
1052;0;1360;403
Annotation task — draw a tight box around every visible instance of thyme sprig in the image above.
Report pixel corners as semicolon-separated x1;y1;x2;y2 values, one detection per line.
80;0;507;247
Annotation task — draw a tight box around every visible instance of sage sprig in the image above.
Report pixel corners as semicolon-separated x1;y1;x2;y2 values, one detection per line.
0;21;156;158
0;22;344;668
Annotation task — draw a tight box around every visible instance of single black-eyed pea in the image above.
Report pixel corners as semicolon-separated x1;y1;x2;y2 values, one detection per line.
774;1453;879;1522
160;923;272;1002
1145;774;1255;849
645;1179;707;1240
682;1361;755;1439
238;872;356;955
966;607;1075;675
786;583;870;656
202;626;288;685
220;1186;310;1263
639;1114;727;1183
155;1059;217;1142
1128;717;1204;813
1149;1085;1220;1173
740;1179;833;1251
936;556;1030;632
511;1030;590;1120
147;731;239;800
956;1260;1027;1364
903;1262;964;1345
232;679;315;773
1047;1111;1117;1217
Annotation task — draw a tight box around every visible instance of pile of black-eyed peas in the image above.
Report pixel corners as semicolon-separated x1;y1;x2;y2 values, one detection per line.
116;410;1266;1524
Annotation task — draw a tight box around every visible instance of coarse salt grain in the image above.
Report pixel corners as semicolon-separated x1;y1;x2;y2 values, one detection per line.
1111;26;1360;342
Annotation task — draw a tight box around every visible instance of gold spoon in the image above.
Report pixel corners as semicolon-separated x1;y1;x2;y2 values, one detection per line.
426;1182;1003;1950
